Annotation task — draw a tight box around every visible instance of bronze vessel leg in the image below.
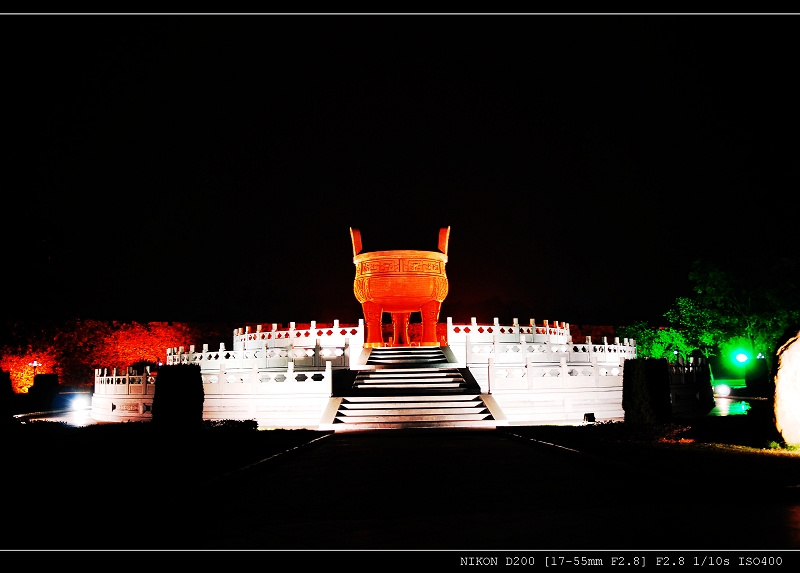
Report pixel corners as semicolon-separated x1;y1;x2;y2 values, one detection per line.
420;300;441;346
362;301;384;346
391;312;410;346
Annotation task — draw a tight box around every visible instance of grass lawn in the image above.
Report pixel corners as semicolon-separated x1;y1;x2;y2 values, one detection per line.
503;400;800;495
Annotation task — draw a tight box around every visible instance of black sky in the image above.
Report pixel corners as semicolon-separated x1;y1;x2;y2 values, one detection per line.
3;15;798;327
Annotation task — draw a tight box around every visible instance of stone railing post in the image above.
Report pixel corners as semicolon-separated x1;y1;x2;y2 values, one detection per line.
526;354;534;390
487;356;494;394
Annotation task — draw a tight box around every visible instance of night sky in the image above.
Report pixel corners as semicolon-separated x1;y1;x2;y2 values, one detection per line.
3;15;798;327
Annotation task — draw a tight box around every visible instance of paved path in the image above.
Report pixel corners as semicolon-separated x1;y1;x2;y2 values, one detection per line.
151;428;800;550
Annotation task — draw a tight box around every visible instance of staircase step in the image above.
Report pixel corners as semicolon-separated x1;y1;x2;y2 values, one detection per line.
338;407;488;416
368;359;448;364
332;420;498;430
359;367;459;374
329;346;495;430
359;370;457;377
366;347;450;367
340;400;485;409
357;376;462;382
342;395;481;403
335;413;493;423
369;352;443;357
369;350;443;354
356;376;463;384
369;347;443;351
356;382;462;389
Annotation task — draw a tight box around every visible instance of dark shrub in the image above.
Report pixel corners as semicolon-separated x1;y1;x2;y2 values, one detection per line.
28;374;59;411
1;370;16;428
623;358;671;424
695;359;716;416
151;364;204;431
202;419;258;432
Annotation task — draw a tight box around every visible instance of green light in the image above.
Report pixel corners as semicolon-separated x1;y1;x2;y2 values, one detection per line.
735;353;749;363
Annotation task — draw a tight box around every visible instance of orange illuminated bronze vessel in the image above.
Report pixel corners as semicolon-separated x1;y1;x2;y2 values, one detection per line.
351;227;450;347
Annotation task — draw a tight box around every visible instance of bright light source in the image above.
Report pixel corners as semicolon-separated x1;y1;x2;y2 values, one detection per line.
715;384;731;397
776;335;800;444
72;395;90;410
735;353;749;363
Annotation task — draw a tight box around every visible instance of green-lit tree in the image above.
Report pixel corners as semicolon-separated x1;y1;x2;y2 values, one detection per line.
663;296;724;359
686;257;800;373
619;257;799;395
617;320;691;362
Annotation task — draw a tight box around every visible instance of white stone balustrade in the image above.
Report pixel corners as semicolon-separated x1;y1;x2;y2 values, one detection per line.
232;320;363;350
164;319;364;372
446;317;572;344
93;368;157;396
201;360;332;395
92;315;632;427
446;317;635;368
487;355;624;391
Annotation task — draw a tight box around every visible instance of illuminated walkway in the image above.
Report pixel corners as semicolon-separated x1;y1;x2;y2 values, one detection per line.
14;406;97;426
709;396;755;416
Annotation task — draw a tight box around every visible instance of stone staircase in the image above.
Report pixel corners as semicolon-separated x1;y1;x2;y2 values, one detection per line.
320;346;505;431
364;347;451;368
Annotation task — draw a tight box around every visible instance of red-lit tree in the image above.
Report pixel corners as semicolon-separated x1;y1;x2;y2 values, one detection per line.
0;347;60;393
93;322;200;372
1;320;205;393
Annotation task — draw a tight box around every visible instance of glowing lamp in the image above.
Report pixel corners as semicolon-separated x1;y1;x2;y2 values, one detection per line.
28;359;42;376
735;353;749;363
715;384;731;397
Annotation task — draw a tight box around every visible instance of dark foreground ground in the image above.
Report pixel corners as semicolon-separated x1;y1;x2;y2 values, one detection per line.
4;403;800;552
